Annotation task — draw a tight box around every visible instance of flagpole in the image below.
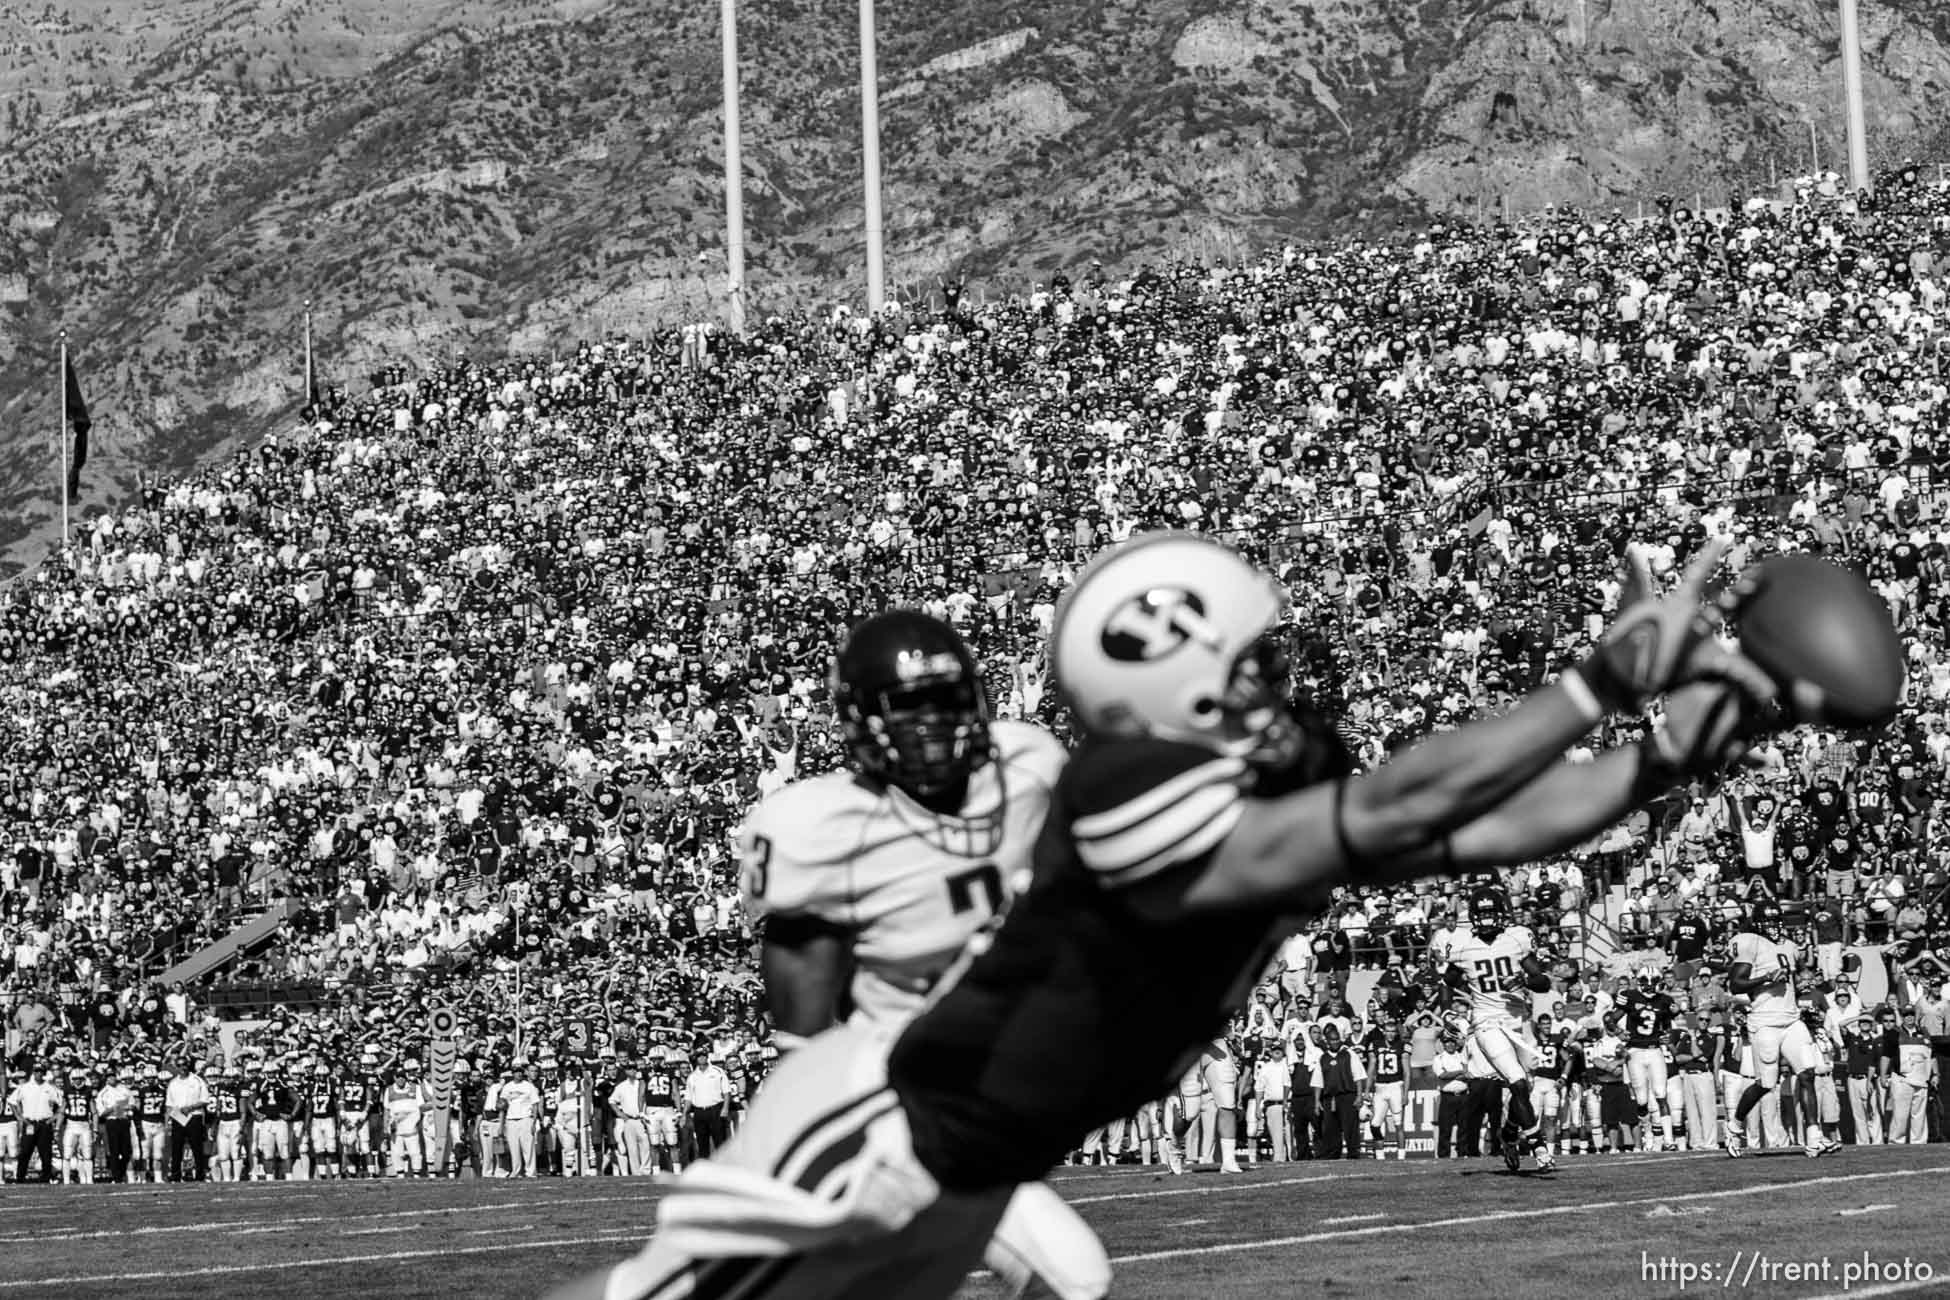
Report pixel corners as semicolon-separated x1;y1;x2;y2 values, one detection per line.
859;0;886;314
304;299;314;407
720;0;748;337
59;331;69;549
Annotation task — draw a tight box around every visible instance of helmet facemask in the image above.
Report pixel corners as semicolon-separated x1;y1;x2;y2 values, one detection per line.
845;674;989;811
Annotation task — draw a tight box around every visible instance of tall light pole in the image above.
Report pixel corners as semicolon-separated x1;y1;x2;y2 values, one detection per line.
1838;0;1871;194
720;0;748;335
859;0;887;314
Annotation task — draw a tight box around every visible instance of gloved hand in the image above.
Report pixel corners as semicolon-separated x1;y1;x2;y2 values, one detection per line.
1577;537;1778;713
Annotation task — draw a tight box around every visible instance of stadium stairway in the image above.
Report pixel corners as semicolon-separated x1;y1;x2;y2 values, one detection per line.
158;898;303;987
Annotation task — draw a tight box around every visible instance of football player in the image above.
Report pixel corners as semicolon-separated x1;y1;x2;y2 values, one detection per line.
306;1062;340;1179
212;1065;250;1181
1164;1060;1206;1174
1617;970;1677;1150
0;1071;17;1179
1795;985;1844;1156
642;1049;682;1175
1528;1013;1571;1156
135;1064;169;1183
1197;1036;1244;1172
1584;1016;1634;1153
736;610;1111;1298
1724;901;1835;1157
60;1067;96;1184
567;532;1778;1300
1363;1013;1408;1157
338;1055;378;1179
1443;884;1557;1171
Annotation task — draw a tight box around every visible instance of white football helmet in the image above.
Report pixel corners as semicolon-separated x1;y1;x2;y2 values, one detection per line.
1052;531;1298;761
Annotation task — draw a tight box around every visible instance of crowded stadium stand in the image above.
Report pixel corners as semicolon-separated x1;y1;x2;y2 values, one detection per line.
4;163;1950;1180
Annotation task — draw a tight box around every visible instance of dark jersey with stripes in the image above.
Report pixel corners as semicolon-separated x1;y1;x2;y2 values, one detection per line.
137;1086;166;1123
63;1088;94;1121
889;737;1312;1190
216;1085;245;1120
644;1070;677;1107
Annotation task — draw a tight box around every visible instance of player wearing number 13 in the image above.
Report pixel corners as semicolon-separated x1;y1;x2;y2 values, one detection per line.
735;610;1110;1300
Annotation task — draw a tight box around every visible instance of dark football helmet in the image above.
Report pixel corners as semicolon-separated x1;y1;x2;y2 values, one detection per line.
1470;884;1511;939
831;610;991;808
1749;899;1786;942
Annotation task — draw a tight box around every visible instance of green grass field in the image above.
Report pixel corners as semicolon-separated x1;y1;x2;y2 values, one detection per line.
4;1146;1949;1299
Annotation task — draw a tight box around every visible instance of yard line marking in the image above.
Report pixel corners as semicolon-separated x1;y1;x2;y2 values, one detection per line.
1069;1175;1338;1206
1046;1167;1177;1183
0;1230;654;1290
1169;1218;1211;1227
0;1191;663;1244
465;1224;533;1235
341;1226;418;1236
1109;1163;1950;1268
1836;1203;1898;1216
1320;1213;1386;1224
210;1194;322;1203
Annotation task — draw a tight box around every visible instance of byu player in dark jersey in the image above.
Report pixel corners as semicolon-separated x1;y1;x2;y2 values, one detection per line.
561;532;1781;1300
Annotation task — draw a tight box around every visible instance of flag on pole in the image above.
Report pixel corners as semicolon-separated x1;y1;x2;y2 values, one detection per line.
64;355;91;497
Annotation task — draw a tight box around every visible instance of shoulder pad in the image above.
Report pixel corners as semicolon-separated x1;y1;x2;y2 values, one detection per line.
989;720;1068;792
739;774;879;923
1065;739;1251;888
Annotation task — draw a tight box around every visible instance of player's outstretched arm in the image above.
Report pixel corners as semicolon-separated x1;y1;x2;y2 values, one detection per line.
1139;546;1772;916
1443;681;1756;870
1333;540;1766;866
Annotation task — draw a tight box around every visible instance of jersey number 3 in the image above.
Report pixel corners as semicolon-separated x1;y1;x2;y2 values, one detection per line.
745;834;773;899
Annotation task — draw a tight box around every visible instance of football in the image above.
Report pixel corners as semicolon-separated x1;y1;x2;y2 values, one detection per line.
1735;553;1904;729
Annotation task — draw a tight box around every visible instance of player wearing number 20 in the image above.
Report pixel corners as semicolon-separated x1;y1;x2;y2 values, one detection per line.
737;610;1111;1300
1443;885;1557;1172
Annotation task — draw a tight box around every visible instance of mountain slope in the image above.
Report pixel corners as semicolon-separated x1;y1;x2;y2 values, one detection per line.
1;0;1947;572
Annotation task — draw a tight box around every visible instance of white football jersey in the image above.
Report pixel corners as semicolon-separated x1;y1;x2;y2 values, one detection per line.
1729;931;1800;1028
1444;925;1535;1027
739;719;1065;1029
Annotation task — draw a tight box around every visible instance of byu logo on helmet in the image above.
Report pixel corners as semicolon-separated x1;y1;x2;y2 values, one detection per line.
1099;587;1215;662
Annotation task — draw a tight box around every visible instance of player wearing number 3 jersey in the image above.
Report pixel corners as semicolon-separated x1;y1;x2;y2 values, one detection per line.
735;611;1108;1300
1442;885;1556;1172
557;531;1784;1300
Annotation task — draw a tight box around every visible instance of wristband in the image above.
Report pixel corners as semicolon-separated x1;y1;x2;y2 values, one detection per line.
1629;730;1686;805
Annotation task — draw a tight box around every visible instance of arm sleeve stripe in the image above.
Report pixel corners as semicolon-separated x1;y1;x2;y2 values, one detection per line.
1076;779;1241;873
1072;755;1248;843
1083;793;1245;888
